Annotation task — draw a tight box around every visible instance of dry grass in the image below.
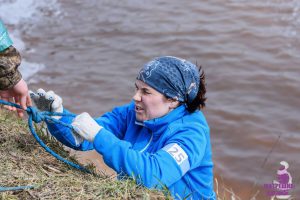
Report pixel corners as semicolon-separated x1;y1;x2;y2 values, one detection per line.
0;109;167;200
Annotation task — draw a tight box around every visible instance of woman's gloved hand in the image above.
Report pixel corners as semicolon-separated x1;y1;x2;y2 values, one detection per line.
30;88;84;146
71;112;102;142
29;88;63;119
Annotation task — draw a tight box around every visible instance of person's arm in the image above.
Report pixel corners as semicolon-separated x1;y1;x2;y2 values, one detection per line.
0;21;31;115
0;21;22;90
69;111;208;189
29;88;130;150
93;125;208;188
0;47;31;116
46;102;133;150
45;109;91;150
28;89;84;149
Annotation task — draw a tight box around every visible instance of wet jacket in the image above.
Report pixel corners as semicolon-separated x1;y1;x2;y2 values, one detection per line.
47;101;216;200
0;20;22;90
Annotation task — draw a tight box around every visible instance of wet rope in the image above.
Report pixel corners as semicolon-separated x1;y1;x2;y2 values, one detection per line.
0;99;92;192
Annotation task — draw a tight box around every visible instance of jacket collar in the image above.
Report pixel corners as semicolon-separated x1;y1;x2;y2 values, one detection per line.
135;104;187;133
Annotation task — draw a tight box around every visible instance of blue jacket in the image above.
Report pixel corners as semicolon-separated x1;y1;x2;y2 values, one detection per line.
0;20;13;52
47;101;216;199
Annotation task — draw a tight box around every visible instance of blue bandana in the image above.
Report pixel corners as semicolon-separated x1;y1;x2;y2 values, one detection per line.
137;56;200;104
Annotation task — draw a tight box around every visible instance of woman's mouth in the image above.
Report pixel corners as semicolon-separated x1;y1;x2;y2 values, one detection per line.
135;105;144;113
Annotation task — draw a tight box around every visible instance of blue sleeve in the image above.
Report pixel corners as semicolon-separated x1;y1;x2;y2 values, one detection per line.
46;102;132;151
95;102;133;139
46;109;94;151
166;124;209;171
92;125;208;189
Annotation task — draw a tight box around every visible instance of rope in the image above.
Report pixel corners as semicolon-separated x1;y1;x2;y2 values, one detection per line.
0;186;35;192
0;99;92;192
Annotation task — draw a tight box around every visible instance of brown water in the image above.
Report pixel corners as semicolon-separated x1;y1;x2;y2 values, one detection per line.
1;0;300;199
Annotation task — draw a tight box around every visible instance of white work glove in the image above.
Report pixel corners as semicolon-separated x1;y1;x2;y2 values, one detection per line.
71;112;102;142
30;88;84;146
29;88;63;119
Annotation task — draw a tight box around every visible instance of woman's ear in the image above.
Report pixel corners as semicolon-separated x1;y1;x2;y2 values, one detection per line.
168;99;180;109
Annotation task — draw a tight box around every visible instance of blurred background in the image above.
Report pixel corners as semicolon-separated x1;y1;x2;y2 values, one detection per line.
1;0;299;198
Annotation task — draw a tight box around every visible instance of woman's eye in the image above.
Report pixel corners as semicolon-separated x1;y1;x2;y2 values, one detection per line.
143;90;151;95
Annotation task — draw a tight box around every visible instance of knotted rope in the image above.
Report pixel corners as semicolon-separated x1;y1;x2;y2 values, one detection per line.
0;99;92;192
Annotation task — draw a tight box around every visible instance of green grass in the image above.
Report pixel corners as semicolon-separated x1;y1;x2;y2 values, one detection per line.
0;109;167;200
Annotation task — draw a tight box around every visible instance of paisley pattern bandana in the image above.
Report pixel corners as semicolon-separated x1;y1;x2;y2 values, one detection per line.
137;56;200;104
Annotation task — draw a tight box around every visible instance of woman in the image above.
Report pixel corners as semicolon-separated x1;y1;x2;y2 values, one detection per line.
30;56;216;199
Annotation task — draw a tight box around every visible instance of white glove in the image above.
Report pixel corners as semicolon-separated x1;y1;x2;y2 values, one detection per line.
29;88;63;119
71;112;102;142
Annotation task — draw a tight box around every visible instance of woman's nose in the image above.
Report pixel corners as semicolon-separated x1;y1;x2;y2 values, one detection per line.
133;90;141;101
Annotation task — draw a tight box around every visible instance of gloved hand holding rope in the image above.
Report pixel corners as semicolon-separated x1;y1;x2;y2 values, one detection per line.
0;89;99;174
0;89;102;192
30;88;103;143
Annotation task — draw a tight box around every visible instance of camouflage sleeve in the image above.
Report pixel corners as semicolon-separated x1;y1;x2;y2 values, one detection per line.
0;46;22;90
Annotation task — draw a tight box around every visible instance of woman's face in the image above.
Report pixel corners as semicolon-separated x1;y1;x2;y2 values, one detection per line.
133;80;173;121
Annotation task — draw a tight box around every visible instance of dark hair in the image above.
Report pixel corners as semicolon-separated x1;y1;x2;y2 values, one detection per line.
186;65;207;113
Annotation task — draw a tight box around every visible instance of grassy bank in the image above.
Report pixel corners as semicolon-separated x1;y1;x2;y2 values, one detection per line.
0;109;166;200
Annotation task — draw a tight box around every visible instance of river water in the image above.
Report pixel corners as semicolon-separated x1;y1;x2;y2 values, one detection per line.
1;0;299;199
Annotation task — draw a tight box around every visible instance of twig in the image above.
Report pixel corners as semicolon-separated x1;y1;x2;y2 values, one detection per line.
261;132;282;168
